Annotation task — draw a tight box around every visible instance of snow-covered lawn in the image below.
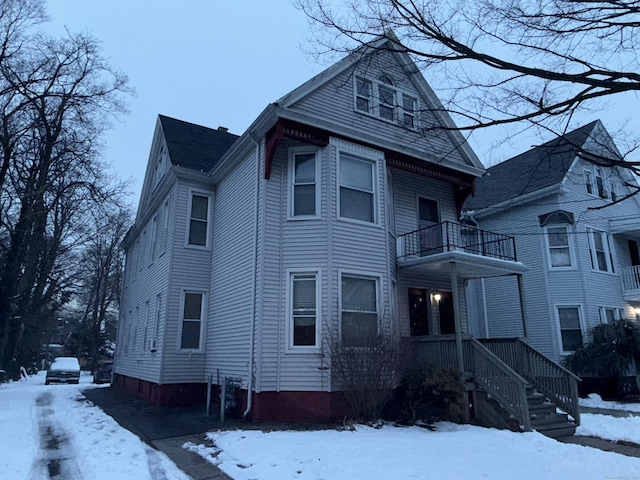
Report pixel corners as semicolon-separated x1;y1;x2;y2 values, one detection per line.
0;371;189;480
2;373;640;480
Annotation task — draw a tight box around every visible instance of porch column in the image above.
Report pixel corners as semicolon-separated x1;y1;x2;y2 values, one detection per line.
450;262;465;373
516;274;529;339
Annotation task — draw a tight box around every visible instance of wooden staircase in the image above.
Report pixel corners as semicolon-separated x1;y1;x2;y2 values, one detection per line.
410;336;581;436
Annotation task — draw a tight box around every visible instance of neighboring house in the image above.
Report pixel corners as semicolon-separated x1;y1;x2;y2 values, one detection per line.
464;120;640;366
116;34;579;434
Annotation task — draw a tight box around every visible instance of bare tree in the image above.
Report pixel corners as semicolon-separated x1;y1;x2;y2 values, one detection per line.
0;1;132;378
298;1;640;168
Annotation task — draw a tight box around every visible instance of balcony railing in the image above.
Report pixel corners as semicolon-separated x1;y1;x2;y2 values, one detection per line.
621;265;640;292
397;221;517;262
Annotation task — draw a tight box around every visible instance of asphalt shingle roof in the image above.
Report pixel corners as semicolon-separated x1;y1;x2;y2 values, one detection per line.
465;121;600;210
159;115;239;172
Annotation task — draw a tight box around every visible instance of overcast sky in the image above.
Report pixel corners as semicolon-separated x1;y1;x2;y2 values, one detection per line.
44;1;639;205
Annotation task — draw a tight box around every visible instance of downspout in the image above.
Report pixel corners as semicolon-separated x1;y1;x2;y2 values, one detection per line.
244;135;261;419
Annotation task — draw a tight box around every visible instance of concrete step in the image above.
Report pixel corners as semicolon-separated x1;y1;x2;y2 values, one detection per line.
531;412;569;427
535;422;577;438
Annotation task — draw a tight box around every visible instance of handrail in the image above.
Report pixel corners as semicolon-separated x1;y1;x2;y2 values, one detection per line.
468;337;531;431
480;338;581;425
621;265;640;292
397;221;517;261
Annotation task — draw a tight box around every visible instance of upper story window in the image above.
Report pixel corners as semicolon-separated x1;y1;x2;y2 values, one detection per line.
546;226;573;268
188;193;209;246
153;146;168;188
587;227;616;273
609;180;617;202
584;165;616;200
354;74;419;129
289;150;319;218
339;152;376;223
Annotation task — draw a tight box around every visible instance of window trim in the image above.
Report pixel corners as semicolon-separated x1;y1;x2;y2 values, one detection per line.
598;305;624;324
288;148;320;220
587;227;616;274
286;269;322;352
339;270;381;347
337;151;378;225
186;191;211;248
544;225;575;270
178;290;206;352
554;304;585;354
353;74;420;130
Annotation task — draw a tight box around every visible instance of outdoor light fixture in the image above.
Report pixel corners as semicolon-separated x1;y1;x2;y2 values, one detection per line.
433;293;442;302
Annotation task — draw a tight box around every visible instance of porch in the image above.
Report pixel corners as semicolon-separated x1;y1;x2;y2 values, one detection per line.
621;265;640;302
408;335;580;436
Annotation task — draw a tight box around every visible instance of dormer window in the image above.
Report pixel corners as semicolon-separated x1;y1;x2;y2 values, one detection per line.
354;75;419;129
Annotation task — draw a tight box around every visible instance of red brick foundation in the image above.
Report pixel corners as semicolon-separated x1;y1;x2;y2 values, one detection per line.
113;374;351;422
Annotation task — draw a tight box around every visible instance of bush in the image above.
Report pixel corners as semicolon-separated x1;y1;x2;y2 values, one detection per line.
564;319;640;398
330;333;404;422
399;364;466;424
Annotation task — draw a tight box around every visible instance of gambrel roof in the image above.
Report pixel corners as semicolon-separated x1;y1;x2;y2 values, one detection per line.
466;121;601;211
159;115;239;172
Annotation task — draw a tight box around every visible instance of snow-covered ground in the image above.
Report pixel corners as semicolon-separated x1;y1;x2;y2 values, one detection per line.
2;373;640;480
0;371;189;480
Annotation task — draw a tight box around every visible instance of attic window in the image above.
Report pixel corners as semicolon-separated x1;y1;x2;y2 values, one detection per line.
154;146;168;188
354;75;420;129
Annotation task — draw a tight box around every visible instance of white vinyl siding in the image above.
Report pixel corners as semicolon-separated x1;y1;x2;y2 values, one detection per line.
339;152;376;224
180;291;205;351
556;305;584;353
289;149;319;218
341;274;379;346
188;193;210;246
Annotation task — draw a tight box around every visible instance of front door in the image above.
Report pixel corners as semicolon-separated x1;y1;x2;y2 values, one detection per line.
418;197;441;255
408;288;429;336
438;291;456;334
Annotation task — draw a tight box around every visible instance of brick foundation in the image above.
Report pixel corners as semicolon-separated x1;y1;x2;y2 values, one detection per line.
112;374;206;407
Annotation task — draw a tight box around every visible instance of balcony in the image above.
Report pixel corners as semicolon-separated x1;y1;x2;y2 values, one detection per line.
620;265;640;302
396;221;526;279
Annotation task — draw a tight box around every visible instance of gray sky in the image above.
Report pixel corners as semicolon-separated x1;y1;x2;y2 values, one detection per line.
45;1;639;205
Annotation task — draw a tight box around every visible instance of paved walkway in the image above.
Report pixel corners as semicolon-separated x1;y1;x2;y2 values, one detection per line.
82;387;232;480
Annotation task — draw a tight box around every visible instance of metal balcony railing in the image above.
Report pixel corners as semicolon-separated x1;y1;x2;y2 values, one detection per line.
397;221;517;262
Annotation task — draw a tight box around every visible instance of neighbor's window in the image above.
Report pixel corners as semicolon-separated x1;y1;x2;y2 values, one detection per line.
598;306;624;324
290;272;319;348
290;150;318;217
181;292;203;350
587;228;615;273
339;153;375;223
546;226;573;268
188;194;209;246
341;275;378;346
355;77;373;114
556;306;583;352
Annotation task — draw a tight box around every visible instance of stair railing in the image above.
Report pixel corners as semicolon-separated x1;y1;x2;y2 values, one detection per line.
468;337;531;430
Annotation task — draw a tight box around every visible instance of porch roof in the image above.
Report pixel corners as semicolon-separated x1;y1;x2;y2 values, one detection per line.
397;250;528;279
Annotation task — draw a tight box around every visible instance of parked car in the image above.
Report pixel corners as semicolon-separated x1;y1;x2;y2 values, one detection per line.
45;357;81;385
93;361;113;384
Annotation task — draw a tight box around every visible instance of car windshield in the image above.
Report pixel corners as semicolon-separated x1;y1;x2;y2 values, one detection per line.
50;357;80;371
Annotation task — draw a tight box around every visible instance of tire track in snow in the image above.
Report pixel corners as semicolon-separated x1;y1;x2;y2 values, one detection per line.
30;391;82;479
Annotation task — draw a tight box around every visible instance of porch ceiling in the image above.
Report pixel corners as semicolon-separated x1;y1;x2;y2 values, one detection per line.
397;250;528;279
610;216;640;236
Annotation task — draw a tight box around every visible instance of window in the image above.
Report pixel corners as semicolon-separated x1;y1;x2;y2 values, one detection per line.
584;170;593;195
188;194;209;246
354;75;419;129
152;293;162;351
401;94;417;129
556;306;583;352
587;228;615;273
595;168;607;198
609;180;617;202
162;199;170;252
151;216;159;262
341;274;378;346
289;272;319;349
339;153;375;223
143;301;151;350
290;150;318;218
153;146;168;188
355;77;373;114
599;306;624;324
180;292;203;350
546;226;573;268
